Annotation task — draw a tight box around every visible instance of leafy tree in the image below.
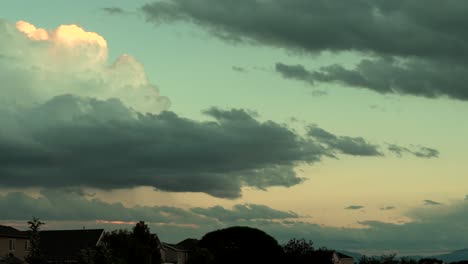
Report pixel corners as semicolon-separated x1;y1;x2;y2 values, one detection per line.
132;221;161;264
199;226;284;264
77;244;114;264
25;217;46;264
418;258;444;264
359;255;382;264
186;247;215;264
282;238;315;263
100;222;161;264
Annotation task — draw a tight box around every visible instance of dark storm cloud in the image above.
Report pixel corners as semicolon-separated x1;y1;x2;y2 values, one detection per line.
388;144;439;159
191;204;298;221
308;126;383;157
142;0;468;101
101;7;126;15
276;59;468;101
0;95;438;198
141;0;468;61
0;95;339;198
424;200;442;206
344;205;364;210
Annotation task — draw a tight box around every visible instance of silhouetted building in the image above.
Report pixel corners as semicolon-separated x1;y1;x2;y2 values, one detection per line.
39;229;104;263
161;242;189;264
333;252;354;264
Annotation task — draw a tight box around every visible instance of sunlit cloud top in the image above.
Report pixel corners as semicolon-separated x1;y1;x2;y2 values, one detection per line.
16;20;107;47
1;20;169;114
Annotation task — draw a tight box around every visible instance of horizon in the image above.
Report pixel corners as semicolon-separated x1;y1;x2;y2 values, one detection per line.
1;0;468;256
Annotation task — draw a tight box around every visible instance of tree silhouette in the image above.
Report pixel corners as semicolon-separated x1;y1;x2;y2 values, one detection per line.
25;217;46;264
282;238;315;263
199;226;284;264
100;221;161;264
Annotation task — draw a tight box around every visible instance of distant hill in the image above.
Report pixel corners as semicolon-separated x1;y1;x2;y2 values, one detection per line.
431;249;468;263
335;249;468;263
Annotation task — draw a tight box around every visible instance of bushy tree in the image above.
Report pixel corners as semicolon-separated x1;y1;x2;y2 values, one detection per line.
199;226;284;264
282;238;315;264
25;217;46;264
100;221;161;264
186;247;215;264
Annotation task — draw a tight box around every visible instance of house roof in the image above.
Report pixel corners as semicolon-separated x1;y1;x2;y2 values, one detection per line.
176;238;199;251
161;242;189;252
0;225;28;238
335;252;354;259
39;229;104;262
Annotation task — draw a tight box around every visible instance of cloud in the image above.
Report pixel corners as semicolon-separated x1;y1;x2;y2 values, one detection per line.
140;0;468;60
276;59;468;101
3;191;468;251
0;190;202;224
310;90;328;97
141;1;468;101
16;20;107;47
380;206;396;211
1;19;401;199
388;144;439;159
101;7;126;15
0;20;169;114
307;126;439;159
424;200;442;206
191;204;298;221
232;66;246;73
0;96;330;198
344;205;364;210
308;126;383;157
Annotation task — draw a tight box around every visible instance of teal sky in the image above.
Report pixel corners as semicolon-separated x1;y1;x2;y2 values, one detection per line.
2;0;468;254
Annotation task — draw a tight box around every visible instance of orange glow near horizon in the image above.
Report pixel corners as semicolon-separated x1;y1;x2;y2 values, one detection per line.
96;220;137;225
95;220;199;229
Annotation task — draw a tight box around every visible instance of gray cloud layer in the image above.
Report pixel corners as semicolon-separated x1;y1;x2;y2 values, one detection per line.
191;204;298;221
388;144;439;159
2;191;468;251
307;126;437;159
0;18;440;199
141;0;468;60
276;59;468;101
142;0;468;101
308;126;382;157
0;95;331;198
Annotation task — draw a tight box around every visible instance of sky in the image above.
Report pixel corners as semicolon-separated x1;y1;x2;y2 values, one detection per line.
1;0;468;255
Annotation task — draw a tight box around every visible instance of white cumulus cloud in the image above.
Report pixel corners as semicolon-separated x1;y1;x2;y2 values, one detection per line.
0;19;170;114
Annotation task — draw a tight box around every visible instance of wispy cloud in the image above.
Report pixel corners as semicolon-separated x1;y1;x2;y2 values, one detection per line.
344;205;364;210
424;200;443;206
232;66;247;73
101;7;126;15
